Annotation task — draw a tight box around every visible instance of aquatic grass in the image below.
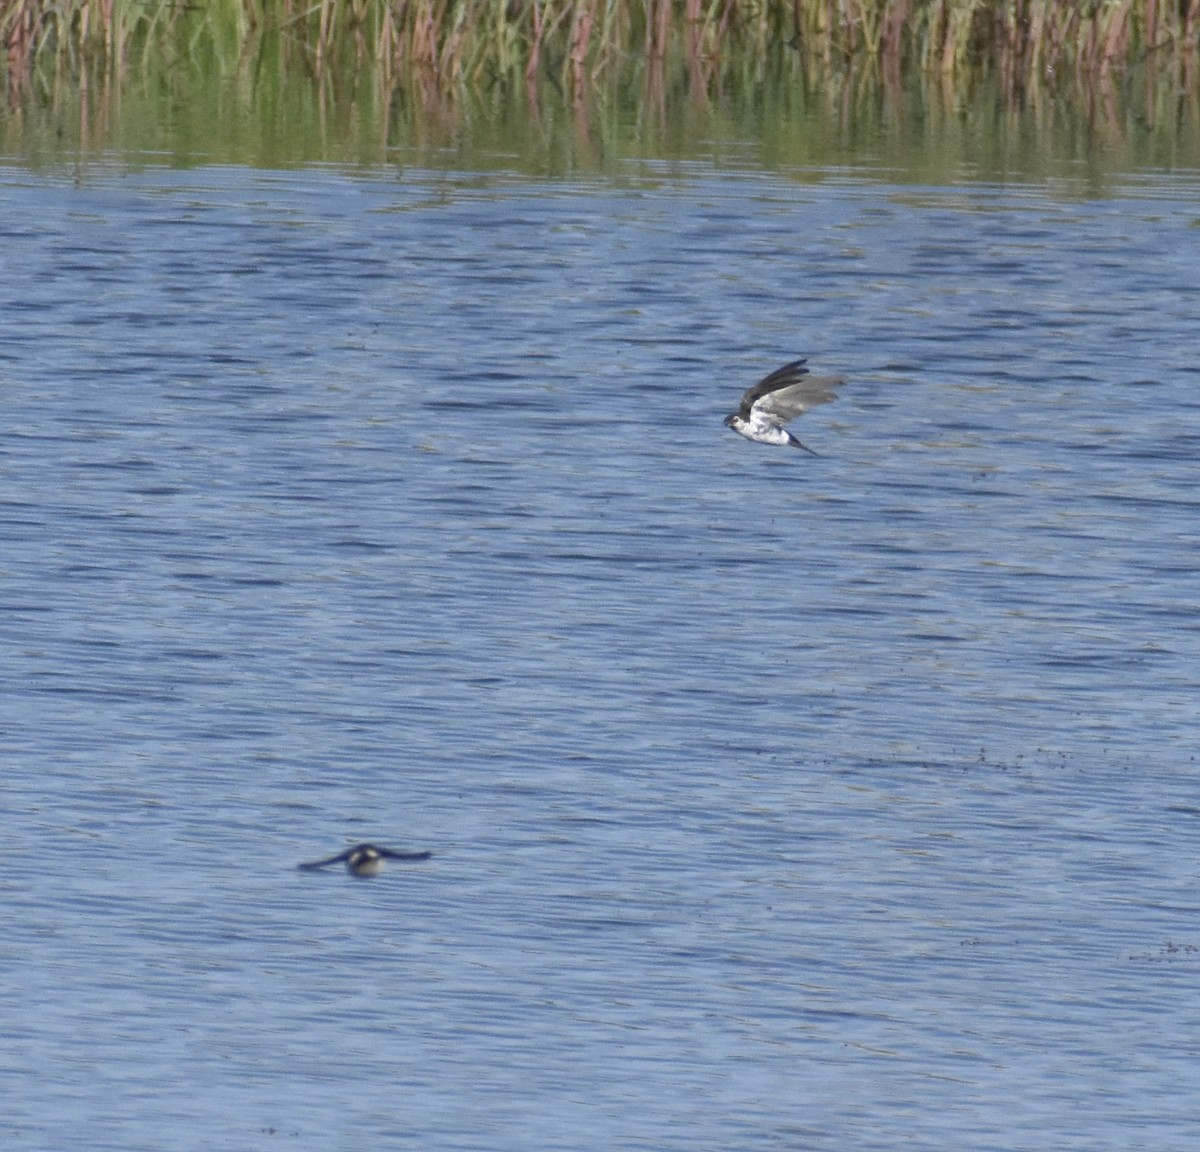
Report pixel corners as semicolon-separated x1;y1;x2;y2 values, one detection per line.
3;1;1198;95
2;0;1198;154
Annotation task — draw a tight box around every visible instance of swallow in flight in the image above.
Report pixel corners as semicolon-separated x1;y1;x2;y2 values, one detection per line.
724;359;844;453
297;843;433;878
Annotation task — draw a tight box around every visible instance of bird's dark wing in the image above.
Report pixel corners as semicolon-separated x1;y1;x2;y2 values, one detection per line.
752;374;844;422
377;848;433;861
736;359;810;416
297;849;352;870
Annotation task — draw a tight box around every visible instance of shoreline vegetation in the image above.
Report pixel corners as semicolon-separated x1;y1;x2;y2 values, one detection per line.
2;1;1198;170
3;0;1197;92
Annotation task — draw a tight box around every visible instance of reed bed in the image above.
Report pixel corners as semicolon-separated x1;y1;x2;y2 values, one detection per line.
3;0;1197;104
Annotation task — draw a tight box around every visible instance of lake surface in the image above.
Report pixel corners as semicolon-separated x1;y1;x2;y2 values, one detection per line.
2;158;1200;1150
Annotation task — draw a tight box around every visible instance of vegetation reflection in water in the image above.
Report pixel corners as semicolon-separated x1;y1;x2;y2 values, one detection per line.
1;0;1198;175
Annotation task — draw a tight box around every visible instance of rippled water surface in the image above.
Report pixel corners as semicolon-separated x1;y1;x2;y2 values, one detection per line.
3;162;1200;1150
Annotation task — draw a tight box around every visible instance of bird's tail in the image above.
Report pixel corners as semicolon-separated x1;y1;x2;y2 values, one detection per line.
787;434;818;456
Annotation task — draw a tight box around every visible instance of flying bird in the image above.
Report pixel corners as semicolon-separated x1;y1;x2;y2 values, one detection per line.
724;359;844;453
297;843;433;878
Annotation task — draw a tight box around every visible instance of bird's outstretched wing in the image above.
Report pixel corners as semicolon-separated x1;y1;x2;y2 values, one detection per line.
739;359;844;426
297;849;351;871
377;848;433;861
752;375;843;423
736;359;808;415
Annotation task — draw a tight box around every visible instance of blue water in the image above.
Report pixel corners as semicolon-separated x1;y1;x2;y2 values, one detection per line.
2;162;1200;1150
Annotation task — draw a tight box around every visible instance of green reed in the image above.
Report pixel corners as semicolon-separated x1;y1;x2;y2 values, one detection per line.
2;0;1197;99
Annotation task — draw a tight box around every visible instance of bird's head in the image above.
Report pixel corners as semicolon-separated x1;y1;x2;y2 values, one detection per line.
723;413;738;429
